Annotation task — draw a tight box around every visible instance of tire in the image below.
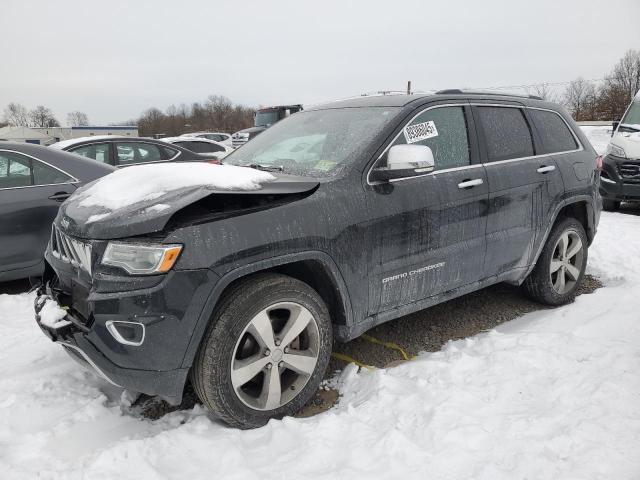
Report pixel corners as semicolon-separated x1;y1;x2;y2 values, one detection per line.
602;199;620;211
191;273;332;429
524;217;588;306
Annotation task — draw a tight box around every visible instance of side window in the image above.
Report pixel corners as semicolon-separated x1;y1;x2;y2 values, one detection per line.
388;106;470;170
182;141;224;153
115;142;163;165
528;109;578;154
477;107;534;162
0;152;32;189
32;159;74;185
70;143;111;164
161;146;179;159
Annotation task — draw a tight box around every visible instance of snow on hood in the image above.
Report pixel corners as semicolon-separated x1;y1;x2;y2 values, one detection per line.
73;162;275;212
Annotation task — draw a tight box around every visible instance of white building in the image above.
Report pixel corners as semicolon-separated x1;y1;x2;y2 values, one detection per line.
33;126;138;144
0;126;51;144
0;125;139;145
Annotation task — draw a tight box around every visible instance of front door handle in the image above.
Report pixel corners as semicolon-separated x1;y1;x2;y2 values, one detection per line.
457;178;483;189
48;192;71;202
537;165;556;174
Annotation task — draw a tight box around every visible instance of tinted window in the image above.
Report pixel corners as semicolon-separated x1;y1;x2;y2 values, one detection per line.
161;146;179;159
178;141;224;153
0;151;32;188
477;107;534;162
70;143;111;164
32;160;73;185
115;142;163;165
529;109;578;154
387;106;470;170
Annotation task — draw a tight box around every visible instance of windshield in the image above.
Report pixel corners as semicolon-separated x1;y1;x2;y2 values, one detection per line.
224;107;400;177
255;110;279;127
621;100;640;127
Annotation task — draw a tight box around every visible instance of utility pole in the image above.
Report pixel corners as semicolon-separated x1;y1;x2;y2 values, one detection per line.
407;81;412;95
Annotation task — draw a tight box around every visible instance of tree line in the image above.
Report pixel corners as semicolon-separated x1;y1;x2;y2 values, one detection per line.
2;49;639;133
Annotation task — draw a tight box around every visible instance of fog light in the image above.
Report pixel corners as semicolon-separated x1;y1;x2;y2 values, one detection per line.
106;320;145;346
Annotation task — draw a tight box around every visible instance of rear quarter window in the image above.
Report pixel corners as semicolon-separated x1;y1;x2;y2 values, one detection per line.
528;109;578;154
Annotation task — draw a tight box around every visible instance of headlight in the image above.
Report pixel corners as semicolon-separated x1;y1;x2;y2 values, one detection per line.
606;143;626;158
102;243;182;275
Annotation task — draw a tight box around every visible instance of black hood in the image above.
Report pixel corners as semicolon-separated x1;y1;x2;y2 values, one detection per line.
57;173;319;240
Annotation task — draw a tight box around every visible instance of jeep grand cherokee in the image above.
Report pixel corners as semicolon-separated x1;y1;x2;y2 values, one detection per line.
35;91;601;429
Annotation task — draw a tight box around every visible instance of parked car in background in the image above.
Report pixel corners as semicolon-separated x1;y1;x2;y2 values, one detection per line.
232;104;303;148
0;142;114;282
51;136;219;167
162;136;233;159
600;89;640;210
180;132;233;148
35;92;600;428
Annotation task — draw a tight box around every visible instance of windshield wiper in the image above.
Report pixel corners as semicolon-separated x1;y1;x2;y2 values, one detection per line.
246;163;284;172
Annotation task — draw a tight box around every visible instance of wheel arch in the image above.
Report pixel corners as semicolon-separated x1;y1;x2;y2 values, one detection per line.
180;251;353;369
522;196;596;283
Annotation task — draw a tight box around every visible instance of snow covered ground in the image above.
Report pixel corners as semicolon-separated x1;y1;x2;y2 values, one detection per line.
0;211;639;479
580;125;612;155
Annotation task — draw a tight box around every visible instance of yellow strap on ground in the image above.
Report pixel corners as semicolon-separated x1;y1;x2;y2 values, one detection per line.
361;334;414;361
330;352;376;371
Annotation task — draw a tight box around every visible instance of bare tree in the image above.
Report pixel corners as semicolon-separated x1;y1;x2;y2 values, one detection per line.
66;111;89;126
607;49;640;104
527;83;559;103
563;78;594;121
29;105;59;127
2;102;30;126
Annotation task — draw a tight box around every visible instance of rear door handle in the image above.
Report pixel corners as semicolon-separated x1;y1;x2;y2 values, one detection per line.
537;165;556;174
457;178;483;189
48;192;71;202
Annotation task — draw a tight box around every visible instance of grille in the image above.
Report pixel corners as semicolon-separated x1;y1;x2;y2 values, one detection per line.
619;163;640;182
50;225;92;275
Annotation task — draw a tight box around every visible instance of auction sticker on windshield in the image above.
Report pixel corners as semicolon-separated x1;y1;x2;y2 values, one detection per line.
404;121;438;144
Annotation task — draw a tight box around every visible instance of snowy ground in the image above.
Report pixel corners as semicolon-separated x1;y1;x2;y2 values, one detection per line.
0;211;639;479
580;125;612;155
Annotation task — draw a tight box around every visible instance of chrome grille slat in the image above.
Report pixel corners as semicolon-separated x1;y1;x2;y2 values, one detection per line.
50;224;92;275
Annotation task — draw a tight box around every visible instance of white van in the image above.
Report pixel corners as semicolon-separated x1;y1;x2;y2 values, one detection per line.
600;90;640;210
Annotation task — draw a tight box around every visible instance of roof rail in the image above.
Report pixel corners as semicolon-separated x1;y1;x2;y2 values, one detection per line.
435;89;544;100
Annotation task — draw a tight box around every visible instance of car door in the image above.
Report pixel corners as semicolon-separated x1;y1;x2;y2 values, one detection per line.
0;150;77;277
473;103;564;278
365;104;489;315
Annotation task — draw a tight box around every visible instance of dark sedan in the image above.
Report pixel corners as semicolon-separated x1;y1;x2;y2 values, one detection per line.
51;136;220;167
0;142;114;282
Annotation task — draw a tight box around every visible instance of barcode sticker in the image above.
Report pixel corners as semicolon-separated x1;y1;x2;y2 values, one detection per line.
404;121;438;144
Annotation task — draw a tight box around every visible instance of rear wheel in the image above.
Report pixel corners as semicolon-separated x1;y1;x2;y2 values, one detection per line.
602;199;621;211
192;273;332;429
524;217;588;306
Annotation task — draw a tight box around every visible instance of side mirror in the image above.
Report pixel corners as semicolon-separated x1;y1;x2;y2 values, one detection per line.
612;120;620;136
370;144;435;182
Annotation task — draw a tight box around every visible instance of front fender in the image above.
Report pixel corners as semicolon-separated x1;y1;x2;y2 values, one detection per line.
179;250;353;368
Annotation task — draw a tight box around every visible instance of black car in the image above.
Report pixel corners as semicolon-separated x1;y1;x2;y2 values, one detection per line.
51;136;220;167
35;91;601;428
0;142;114;282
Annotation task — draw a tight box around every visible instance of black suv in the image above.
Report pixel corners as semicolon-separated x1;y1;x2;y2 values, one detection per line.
35;92;601;428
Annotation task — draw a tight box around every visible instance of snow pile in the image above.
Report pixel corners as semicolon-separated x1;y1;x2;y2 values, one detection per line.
73;163;275;211
581;125;612;155
37;297;70;329
0;213;639;479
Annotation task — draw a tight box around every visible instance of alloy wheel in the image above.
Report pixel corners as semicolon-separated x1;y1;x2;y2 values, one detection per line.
550;230;584;294
230;302;320;411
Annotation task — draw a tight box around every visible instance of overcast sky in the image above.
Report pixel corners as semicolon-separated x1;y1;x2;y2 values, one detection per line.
1;0;639;125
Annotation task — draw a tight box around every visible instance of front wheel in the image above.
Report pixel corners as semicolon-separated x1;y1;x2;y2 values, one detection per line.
524;217;588;306
191;273;332;429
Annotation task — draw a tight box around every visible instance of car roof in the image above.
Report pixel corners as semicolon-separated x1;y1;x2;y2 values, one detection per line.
163;136;225;145
180;132;229;136
50;136;165;150
307;91;555;110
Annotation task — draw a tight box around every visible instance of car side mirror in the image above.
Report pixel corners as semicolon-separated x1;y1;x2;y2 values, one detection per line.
612;120;620;136
370;144;435;182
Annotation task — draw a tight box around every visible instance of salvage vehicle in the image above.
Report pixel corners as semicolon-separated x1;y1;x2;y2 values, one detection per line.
35;91;601;428
161;136;233;159
52;136;220;166
0;142;113;282
600;89;640;210
231;104;303;148
180;132;233;148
